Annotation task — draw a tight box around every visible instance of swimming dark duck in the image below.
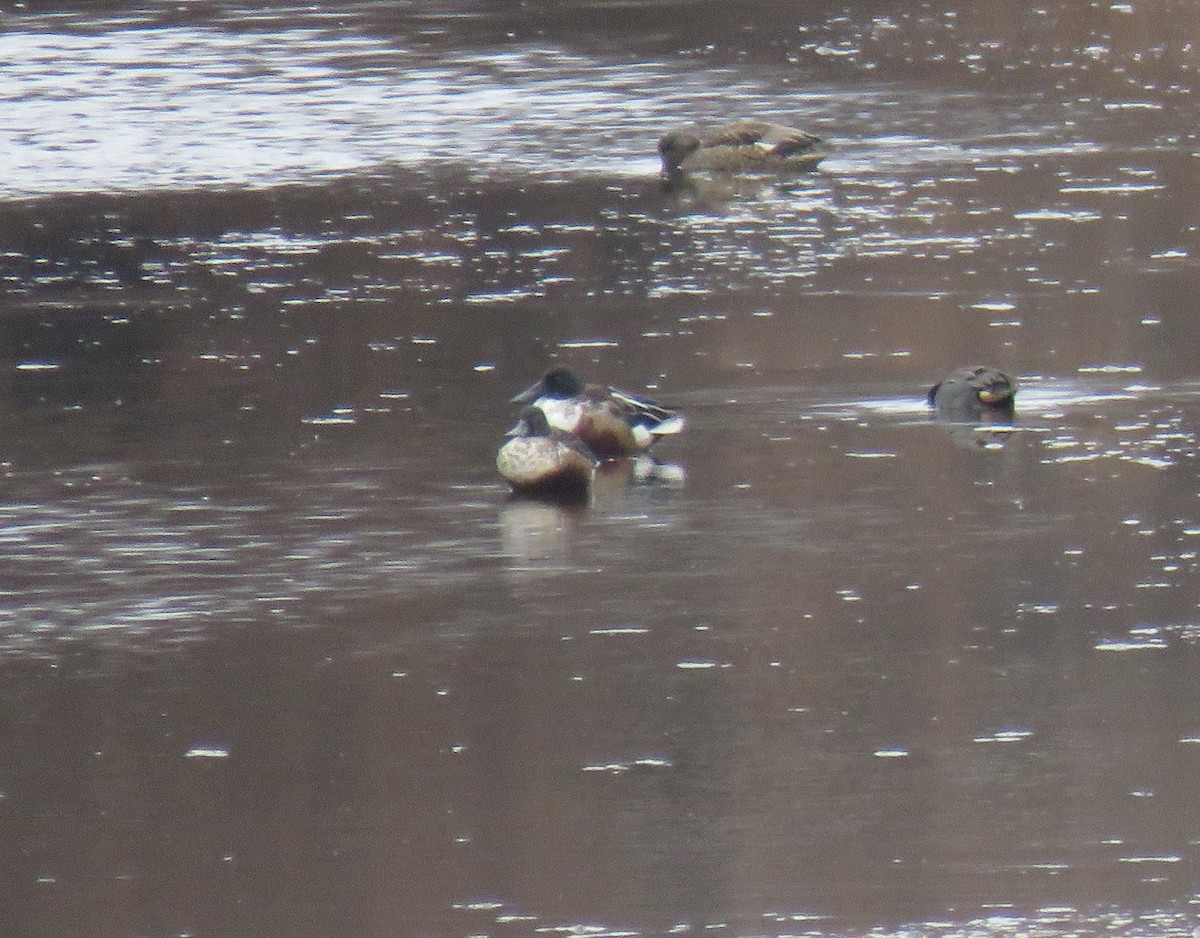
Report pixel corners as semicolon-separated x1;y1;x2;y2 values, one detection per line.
927;366;1018;419
658;120;831;176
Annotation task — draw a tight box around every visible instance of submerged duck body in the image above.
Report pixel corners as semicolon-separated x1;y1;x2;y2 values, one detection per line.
658;119;831;176
928;366;1018;419
497;406;597;498
511;366;685;459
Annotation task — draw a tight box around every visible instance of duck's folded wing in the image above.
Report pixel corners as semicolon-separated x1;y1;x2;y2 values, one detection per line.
766;126;825;157
608;387;685;433
703;120;775;148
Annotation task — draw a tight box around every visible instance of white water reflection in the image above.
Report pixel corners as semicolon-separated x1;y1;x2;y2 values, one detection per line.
0;7;1146;197
0;25;741;195
6;3;1200;938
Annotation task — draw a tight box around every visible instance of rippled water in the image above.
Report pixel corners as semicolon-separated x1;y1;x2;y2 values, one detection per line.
3;1;1200;936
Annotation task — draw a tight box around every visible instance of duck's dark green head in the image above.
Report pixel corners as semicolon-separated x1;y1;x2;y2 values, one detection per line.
658;130;702;173
540;366;584;397
512;366;584;403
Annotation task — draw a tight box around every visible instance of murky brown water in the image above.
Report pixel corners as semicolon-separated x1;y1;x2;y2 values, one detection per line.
3;1;1200;936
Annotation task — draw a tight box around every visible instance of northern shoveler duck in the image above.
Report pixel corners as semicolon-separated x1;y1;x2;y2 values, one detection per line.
927;366;1018;419
658;120;831;176
510;366;685;459
497;406;597;498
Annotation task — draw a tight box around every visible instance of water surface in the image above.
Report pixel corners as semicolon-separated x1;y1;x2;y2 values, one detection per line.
2;1;1200;936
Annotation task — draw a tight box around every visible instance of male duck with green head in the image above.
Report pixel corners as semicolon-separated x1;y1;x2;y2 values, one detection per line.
511;366;685;459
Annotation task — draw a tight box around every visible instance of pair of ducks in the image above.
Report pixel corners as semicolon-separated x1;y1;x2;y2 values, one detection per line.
498;367;686;499
498;365;1018;498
